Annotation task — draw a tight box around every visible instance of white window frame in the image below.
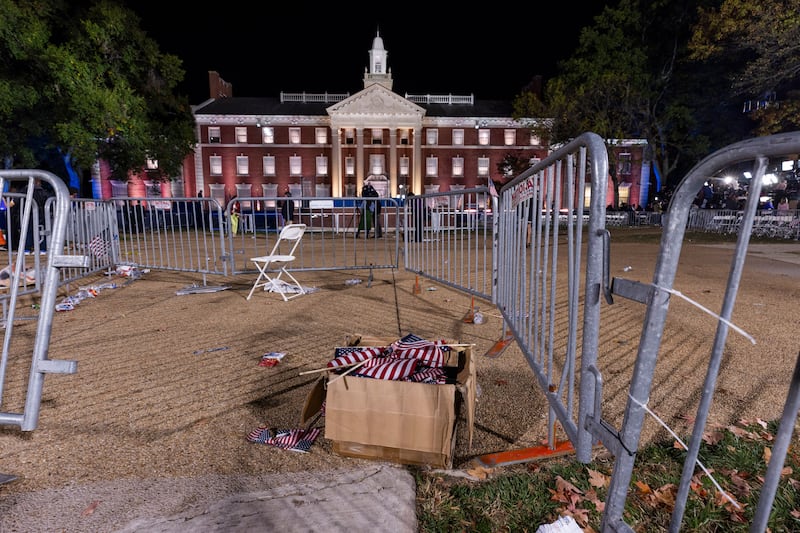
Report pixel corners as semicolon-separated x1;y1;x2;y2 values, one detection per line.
399;129;409;145
399;156;409;177
345;156;355;176
529;133;540;146
452;156;464;177
289;155;302;176
452;129;464;146
478;129;490;146
235;126;248;144
504;129;516;146
208;126;221;144
316;155;328;176
371;128;383;145
315;128;328;144
477;157;490;177
146;158;158;170
263;155;276;176
619;152;632;175
236;155;249;175
262;127;274;144
426;129;438;146
370;154;385;175
426;156;438;177
209;155;222;175
289;127;301;144
345;129;355;145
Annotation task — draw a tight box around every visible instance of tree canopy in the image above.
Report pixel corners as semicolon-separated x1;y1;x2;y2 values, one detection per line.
0;0;196;183
513;0;799;203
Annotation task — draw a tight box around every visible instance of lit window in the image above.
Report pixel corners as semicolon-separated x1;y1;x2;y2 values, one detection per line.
618;182;632;204
477;157;490;177
529;133;540;146
504;129;516;146
316;156;328;176
452;156;464;177
399;130;409;145
262;127;274;144
236;155;249;175
236;127;248;143
345;129;355;145
426;156;438;177
289;127;301;144
345;156;355;176
289;155;302;176
209;126;221;144
619;153;632;175
478;129;490;146
370;154;385;175
426;129;438;145
315;128;328;144
146;158;158;170
263;156;276;176
452;129;464;146
210;155;222;175
399;156;409;177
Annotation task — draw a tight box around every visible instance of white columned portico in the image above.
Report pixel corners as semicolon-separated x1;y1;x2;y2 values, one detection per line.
389;128;398;196
331;128;342;197
356;127;365;192
326;84;426;199
412;127;423;196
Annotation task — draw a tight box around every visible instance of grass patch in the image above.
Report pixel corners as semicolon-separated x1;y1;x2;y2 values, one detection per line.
414;419;800;532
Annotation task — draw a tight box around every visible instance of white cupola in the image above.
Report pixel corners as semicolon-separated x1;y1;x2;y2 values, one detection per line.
363;29;393;90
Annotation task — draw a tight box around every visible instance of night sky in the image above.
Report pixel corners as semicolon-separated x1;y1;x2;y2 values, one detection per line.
128;7;605;104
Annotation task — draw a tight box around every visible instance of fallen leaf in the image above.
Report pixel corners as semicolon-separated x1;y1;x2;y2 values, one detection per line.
635;480;652;494
466;464;492;480
763;447;772;463
587;468;608;489
555;475;584;495
702;430;724;445
81;500;100;517
781;466;793;477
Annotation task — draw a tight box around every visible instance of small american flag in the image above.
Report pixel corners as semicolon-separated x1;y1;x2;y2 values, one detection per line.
389;338;448;368
488;178;499;198
328;346;386;368
88;234;109;259
354;358;418;380
403;367;447;384
246;427;322;453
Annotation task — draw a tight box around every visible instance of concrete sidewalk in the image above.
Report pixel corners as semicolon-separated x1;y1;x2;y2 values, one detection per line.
1;464;418;533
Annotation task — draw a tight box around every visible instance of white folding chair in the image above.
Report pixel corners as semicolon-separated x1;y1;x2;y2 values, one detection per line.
247;223;307;301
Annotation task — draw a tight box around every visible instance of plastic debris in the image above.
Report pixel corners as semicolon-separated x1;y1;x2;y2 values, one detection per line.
193;346;230;355
536;515;584;533
345;279;362;285
259;352;286;367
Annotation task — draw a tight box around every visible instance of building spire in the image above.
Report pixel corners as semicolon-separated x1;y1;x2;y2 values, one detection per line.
364;28;393;90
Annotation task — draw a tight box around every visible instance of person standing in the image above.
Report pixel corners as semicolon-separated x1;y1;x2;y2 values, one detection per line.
356;183;379;238
279;186;294;225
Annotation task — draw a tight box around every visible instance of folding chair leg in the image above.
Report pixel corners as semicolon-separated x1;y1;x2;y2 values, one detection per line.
247;264;272;300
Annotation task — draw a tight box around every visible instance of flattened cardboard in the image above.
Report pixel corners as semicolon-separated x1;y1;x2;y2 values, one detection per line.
321;334;475;469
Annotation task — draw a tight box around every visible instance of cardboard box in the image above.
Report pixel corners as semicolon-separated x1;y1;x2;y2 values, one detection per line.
319;334;475;469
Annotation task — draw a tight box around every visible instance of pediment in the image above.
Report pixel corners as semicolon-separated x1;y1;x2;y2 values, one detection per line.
327;84;425;118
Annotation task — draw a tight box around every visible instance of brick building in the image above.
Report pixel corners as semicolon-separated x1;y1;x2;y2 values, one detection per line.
97;31;651;210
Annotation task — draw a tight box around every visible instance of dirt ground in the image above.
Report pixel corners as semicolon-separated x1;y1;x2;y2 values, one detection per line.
0;236;799;528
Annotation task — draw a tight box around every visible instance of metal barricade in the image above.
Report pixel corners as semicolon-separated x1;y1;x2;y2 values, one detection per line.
596;132;800;532
227;196;401;275
403;188;496;302
0;170;87;438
